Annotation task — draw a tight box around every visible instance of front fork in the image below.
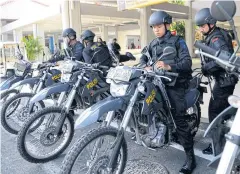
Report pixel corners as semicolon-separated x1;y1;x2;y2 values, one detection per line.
216;108;240;174
106;85;140;172
54;72;84;135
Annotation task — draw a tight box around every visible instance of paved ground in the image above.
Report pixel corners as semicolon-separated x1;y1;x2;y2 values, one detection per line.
1;61;240;174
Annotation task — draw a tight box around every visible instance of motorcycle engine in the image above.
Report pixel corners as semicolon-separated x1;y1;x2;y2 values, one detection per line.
141;121;167;148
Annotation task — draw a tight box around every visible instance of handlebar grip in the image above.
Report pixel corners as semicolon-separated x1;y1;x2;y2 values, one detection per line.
99;65;109;69
165;72;179;77
194;41;218;56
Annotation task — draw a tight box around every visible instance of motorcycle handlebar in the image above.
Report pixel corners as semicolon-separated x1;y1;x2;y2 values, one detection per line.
194;41;218;56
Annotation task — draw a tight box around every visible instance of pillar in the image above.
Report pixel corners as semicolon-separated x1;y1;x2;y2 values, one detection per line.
139;7;154;49
101;24;108;42
61;0;70;30
13;29;23;42
185;0;194;57
69;0;82;38
33;23;45;61
61;0;82;39
114;25;119;41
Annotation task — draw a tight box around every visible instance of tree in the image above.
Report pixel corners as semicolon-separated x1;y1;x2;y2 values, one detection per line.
22;35;43;61
169;0;186;38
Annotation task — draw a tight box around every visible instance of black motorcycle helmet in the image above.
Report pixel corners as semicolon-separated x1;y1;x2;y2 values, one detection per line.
195;8;217;35
195;8;217;26
81;30;95;41
62;28;76;40
149;11;172;27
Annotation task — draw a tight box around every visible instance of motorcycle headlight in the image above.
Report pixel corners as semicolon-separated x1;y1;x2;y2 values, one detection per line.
32;70;39;77
15;69;24;76
61;73;72;82
110;81;129;97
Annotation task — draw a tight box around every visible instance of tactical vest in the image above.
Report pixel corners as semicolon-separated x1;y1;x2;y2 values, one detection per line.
150;35;180;86
150;35;180;65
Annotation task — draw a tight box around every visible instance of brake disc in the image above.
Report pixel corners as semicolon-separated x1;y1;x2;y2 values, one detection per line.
89;155;110;174
17;107;30;122
40;126;59;146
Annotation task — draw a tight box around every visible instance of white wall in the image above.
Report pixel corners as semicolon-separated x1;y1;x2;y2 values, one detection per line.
118;29;140;53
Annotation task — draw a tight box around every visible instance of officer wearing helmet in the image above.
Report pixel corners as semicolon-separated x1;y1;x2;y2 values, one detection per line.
140;11;195;174
81;30;112;67
195;8;237;155
48;28;84;62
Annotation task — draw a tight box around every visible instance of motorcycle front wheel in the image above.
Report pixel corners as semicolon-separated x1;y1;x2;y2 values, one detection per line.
60;127;127;174
17;106;74;163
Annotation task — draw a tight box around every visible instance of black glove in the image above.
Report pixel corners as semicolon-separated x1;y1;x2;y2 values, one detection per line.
201;64;210;76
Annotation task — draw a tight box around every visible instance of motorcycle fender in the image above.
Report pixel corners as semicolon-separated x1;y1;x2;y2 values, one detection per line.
10;77;40;89
75;97;124;130
204;106;237;138
0;76;23;91
29;82;71;105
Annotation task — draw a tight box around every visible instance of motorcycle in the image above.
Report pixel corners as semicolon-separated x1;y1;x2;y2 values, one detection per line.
16;60;111;163
59;46;201;174
0;63;61;134
194;1;240;173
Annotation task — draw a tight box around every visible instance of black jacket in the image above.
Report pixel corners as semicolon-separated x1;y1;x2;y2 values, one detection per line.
48;41;84;62
140;31;192;86
203;27;232;75
83;42;112;66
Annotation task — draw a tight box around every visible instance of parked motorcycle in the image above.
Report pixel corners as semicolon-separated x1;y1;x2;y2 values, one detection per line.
59;47;201;174
0;44;33;99
17;60;111;163
1;63;61;134
194;1;240;173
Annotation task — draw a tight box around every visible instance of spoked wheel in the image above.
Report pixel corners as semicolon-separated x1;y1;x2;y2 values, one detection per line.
0;89;19;106
186;101;201;137
1;93;44;134
60;127;127;174
17;107;74;163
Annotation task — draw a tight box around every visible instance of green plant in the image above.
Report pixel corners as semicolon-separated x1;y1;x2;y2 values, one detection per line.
22;35;43;61
169;0;186;38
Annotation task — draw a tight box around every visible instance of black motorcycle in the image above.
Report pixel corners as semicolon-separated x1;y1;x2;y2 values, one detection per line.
59;47;201;174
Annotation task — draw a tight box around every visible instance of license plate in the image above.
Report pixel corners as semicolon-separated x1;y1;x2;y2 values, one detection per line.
60;63;74;73
107;67;132;82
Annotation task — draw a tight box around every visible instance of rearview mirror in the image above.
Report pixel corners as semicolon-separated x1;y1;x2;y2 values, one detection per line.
210;1;236;22
159;46;177;60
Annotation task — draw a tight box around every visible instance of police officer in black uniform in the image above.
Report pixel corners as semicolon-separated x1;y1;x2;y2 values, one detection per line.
48;28;84;62
140;11;195;174
195;8;238;155
81;30;112;67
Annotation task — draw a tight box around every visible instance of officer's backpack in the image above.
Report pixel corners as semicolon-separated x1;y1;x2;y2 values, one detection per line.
90;42;112;66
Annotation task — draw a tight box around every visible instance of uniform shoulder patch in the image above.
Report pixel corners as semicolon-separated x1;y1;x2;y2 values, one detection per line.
212;37;219;43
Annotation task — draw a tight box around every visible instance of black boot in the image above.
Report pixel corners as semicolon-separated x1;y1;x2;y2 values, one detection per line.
202;144;212;155
179;149;196;174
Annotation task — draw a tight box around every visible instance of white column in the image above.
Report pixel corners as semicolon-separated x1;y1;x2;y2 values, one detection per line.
139;7;154;49
32;24;45;61
185;0;194;57
69;0;82;38
13;29;23;42
1;34;8;42
101;24;108;42
114;25;119;41
61;0;70;30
